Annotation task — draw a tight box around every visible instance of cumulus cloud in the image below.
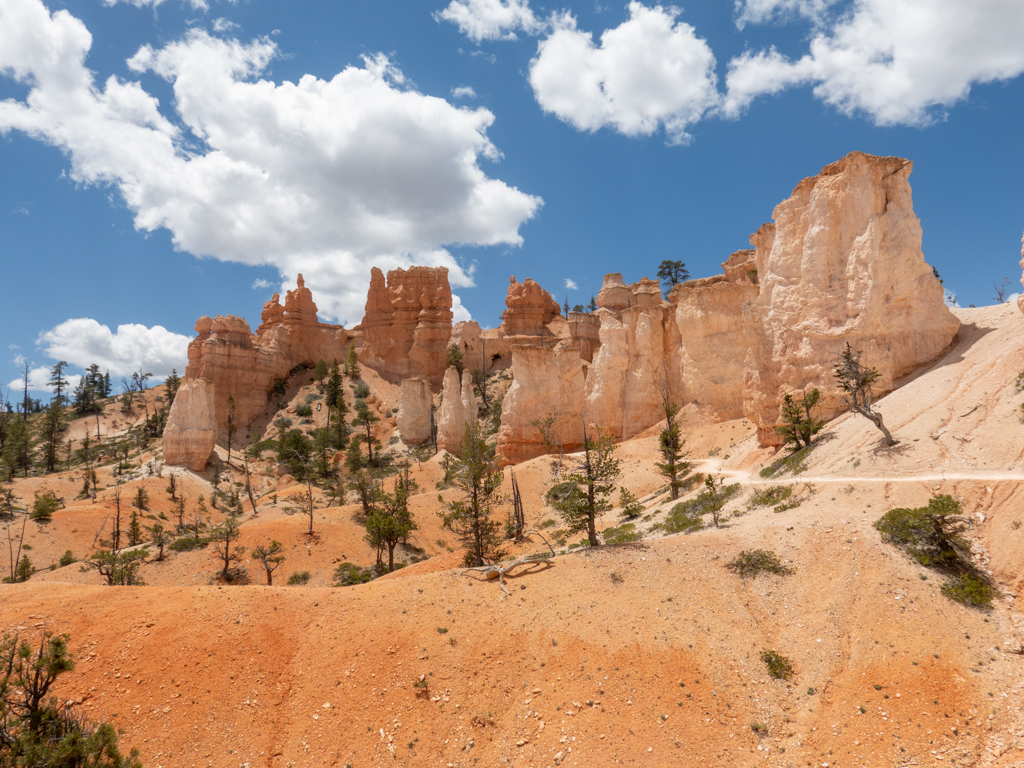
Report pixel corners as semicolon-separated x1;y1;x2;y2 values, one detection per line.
251;278;270;289
436;0;545;43
528;3;719;144
564;278;578;290
37;319;190;380
0;0;541;323
451;293;472;323
451;86;478;99
212;17;238;33
724;0;1024;125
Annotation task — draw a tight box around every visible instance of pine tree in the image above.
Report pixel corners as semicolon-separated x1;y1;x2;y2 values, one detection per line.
225;395;237;464
345;341;361;379
775;389;826;450
127;511;143;547
251;540;286;585
546;426;620;547
210;517;245;581
656;402;687;500
445;344;464;377
656;259;690;287
588;296;598;312
365;475;417;572
315;359;328;386
39;399;66;473
352;400;380;465
47;361;70;406
437;425;505;567
833;343;895;445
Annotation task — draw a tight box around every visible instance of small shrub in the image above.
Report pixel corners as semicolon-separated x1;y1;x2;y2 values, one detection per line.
540;518;557;529
437;627;449;635
58;550;76;567
304;393;320;404
1016;370;1024;392
750;722;769;736
750;485;793;507
602;523;641;545
31;490;60;522
761;649;794;680
618;488;644;519
353;382;371;399
333;562;374;586
679;473;705;493
726;549;793;579
274;417;293;429
663;505;704;535
759;446;813;478
295;404;313;418
169;536;210;552
288;571;311;586
941;574;993;609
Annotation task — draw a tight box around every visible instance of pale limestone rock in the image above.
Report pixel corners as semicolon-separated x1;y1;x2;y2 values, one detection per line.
741;151;959;444
437;368;478;454
595;273;632;311
397;378;433;446
495;345;587;464
163;379;217;471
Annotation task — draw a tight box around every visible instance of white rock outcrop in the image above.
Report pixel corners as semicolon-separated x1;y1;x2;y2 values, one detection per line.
397;378;433;446
437;368;478;454
163;379;217;471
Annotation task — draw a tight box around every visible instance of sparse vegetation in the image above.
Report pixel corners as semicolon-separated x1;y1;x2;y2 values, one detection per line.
618;487;644;519
602;522;641;545
749;485;793;507
775;388;826;449
834;342;896;445
761;649;795;680
438;425;506;567
334;563;374;586
287;571;311;586
726;549;793;579
545;426;620;547
760;446;812;478
875;494;992;609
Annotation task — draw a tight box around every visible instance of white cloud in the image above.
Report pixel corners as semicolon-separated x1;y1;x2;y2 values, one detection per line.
451;293;472;323
37;318;190;379
102;0;210;8
11;354;25;367
436;0;545;43
251;278;270;289
0;1;542;324
564;278;578;290
212;17;238;33
734;0;838;28
451;86;478;99
528;3;719;144
724;0;1024;126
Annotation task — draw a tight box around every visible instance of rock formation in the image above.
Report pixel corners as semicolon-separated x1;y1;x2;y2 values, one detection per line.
360;266;454;387
494;151;959;461
162;379;217;471
397;378;433;446
500;276;560;337
169;274;350;470
495;345;587;464
436;368;478;455
740;152;959;444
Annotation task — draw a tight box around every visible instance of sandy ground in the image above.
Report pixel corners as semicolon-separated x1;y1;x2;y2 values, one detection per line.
3;303;1024;767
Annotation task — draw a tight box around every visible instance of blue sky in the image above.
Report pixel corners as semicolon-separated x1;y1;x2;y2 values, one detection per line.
2;0;1023;397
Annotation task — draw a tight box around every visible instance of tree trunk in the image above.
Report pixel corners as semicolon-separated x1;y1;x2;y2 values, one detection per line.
266;569;273;586
858;407;896;446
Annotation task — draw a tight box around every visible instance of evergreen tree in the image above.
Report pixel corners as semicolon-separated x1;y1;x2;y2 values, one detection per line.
445;344;465;377
47;361;70;406
351;400;380;465
775;389;826;450
345;341;361;379
656;259;690;287
833;343;895;445
251;540;286;585
39;400;66;473
588;295;598;312
127;511;143;547
656;402;687;500
147;523;168;561
365;475;417;572
437;425;505;567
546;426;620;547
210;517;245;580
164;368;182;407
314;359;328;386
2;417;32;479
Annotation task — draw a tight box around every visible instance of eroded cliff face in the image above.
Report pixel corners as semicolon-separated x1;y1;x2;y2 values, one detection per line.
741;152;959;445
500;276;561;337
494;151;959;460
436;368;478;455
361;266;453;387
169;275;350;470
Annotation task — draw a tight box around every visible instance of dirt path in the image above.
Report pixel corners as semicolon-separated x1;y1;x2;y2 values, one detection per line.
695;458;1024;486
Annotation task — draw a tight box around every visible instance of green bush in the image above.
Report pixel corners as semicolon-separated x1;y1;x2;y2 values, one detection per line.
602;523;641;545
726;549;793;579
31;491;60;522
759;446;813;478
749;485;793;507
333;563;374;586
353;382;371;399
662;505;704;535
875;495;992;610
760;649;794;680
58;550;76;567
169;536;209;552
288;571;311;585
295;403;313;418
679;472;705;493
941;574;993;609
